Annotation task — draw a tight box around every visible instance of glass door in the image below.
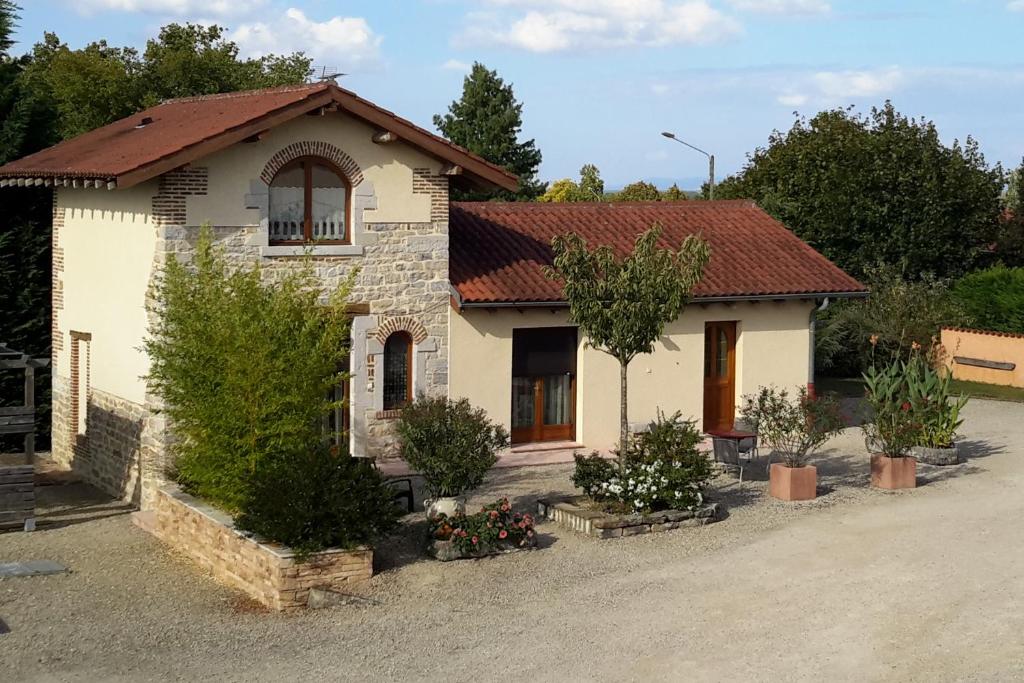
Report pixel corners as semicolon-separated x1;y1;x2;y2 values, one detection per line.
511;328;577;444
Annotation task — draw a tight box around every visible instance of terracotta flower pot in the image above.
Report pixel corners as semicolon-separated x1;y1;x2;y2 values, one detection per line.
769;463;817;501
870;454;917;490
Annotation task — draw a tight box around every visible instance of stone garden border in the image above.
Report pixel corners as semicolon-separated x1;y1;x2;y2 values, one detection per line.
537;495;720;539
148;486;372;611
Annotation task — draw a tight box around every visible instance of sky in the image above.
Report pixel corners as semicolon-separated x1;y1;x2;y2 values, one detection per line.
9;0;1024;190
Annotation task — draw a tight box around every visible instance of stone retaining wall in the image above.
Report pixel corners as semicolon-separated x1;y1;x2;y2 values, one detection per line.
538;496;720;539
150;486;372;610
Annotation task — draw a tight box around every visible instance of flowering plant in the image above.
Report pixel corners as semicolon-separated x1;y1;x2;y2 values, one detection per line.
740;386;844;468
862;353;922;458
572;411;712;514
429;498;535;554
905;349;968;448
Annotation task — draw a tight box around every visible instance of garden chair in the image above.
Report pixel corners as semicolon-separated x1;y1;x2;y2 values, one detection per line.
712;437;745;485
734;419;760;463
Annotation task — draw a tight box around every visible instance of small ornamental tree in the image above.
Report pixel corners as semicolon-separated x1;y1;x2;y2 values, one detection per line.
740;387;844;468
546;224;710;457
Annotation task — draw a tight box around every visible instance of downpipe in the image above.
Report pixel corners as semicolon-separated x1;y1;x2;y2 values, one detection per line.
808;297;830;399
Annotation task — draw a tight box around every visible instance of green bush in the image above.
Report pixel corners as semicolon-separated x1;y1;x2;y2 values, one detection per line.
394;395;509;498
236;447;401;558
571;452;618;498
145;226;354;512
952;266;1024;334
906;354;968;448
862;356;922;458
739;387;844;467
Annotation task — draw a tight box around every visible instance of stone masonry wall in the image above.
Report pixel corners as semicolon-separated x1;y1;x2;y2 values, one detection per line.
151;486;373;610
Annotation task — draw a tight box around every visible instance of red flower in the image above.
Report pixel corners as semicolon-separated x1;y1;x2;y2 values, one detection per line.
499;530;508;539
489;510;499;519
471;536;478;544
518;521;526;529
901;402;911;411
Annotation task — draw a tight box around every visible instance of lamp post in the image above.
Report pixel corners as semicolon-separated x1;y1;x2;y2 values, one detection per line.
661;131;715;200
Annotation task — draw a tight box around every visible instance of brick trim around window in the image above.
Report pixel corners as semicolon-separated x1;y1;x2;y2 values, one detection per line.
260;141;364;187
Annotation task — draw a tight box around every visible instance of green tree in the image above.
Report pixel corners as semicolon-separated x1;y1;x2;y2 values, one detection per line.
578;163;604;200
538;163;604;202
952;266;1024;334
715;103;1004;280
614;180;662;202
662;183;688;201
545;225;710;456
434;62;544;200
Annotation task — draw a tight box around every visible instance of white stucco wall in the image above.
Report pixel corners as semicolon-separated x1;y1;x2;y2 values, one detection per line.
448;300;815;450
57;182;159;404
186;113;439;228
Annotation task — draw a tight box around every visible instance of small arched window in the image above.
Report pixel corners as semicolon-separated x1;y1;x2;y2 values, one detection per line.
383;332;413;410
268;156;349;244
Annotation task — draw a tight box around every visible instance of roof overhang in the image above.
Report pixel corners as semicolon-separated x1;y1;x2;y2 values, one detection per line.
453;290;870;310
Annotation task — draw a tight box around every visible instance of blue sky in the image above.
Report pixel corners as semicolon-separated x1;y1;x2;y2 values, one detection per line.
10;0;1024;189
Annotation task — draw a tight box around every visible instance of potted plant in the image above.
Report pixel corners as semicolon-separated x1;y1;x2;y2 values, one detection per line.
862;356;921;490
740;387;844;501
906;352;969;465
394;395;509;519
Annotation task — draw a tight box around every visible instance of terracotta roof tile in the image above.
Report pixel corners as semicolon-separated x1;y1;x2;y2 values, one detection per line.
450;200;866;304
0;82;517;191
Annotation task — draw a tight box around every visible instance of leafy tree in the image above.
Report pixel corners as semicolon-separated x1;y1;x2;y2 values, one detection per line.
996;160;1024;267
952;266;1024;334
545;225;710;456
613;180;662;202
662;183;688;201
715;103;1004;280
538;163;604;202
434;62;544;200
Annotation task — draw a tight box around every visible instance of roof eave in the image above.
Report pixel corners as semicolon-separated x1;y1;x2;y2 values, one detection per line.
455;290;870;309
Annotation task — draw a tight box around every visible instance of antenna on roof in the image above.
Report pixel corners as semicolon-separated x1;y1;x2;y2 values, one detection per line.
315;66;348;84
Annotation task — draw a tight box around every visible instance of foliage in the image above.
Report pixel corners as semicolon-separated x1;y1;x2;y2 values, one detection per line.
662;183;688;201
816;264;967;374
952;266;1024;334
394;395;509;498
236;447;401;559
538;164;605;202
144;226;354;511
613;180;662;202
546;225;710;454
433;62;544;200
429;498;536;554
572;412;712;514
906;353;968;448
862;356;922;458
22;24;311;139
715;103;1004;281
739;386;844;467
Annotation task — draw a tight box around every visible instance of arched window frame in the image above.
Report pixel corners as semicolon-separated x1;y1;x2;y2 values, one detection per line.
268;155;352;245
382;331;413;411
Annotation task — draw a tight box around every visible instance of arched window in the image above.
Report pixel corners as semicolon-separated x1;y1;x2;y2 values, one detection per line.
268;156;349;244
383;332;412;410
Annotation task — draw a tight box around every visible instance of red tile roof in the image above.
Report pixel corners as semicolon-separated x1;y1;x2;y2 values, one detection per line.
450;200;866;304
0;83;518;191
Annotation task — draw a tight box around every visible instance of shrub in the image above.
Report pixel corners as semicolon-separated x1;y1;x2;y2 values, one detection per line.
862;356;922;458
236;447;401;558
739;386;844;468
429;498;536;554
952;266;1024;334
905;353;969;448
571;411;712;514
394;395;509;498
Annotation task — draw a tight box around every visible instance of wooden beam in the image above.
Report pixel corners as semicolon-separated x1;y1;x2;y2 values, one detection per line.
242;130;269;143
344;303;371;315
372;130;398;144
953;356;1015;371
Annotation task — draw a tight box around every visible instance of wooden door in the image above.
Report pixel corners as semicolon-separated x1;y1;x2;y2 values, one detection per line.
703;321;737;432
511;327;577;445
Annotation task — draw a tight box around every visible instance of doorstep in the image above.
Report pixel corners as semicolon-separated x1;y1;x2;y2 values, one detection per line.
375;441;594;477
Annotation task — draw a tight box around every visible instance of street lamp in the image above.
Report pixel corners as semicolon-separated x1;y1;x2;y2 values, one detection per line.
661;131;715;200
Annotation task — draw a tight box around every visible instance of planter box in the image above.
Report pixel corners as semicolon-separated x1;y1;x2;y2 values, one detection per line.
911;445;959;466
537;495;720;539
769;463;817;501
870;454;917;490
149;486;372;611
427;536;537;561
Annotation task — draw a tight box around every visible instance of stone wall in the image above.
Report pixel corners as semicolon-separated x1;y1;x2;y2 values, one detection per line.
150;486;373;610
51;376;145;503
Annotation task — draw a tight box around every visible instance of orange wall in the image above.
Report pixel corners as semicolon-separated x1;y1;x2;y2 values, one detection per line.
941;328;1024;388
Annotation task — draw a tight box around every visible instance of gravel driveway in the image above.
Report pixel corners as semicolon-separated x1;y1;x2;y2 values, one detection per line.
2;399;1023;682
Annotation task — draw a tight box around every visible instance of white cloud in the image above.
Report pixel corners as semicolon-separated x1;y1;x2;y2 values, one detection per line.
812;67;904;99
776;93;809;106
73;0;262;16
726;0;830;14
460;1;741;53
651;82;671;95
442;59;472;72
231;9;381;69
1009;0;1024;10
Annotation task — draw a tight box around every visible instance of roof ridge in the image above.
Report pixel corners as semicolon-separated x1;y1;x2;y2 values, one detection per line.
161;82;327;105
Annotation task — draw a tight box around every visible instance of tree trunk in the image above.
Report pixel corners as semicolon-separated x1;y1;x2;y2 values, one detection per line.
619;360;629;463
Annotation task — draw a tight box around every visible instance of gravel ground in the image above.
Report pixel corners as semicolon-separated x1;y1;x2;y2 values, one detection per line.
2;399;1023;682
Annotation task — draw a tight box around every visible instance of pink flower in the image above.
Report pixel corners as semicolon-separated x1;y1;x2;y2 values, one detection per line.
471;536;478;545
526;530;534;537
499;530;508;539
517;521;526;529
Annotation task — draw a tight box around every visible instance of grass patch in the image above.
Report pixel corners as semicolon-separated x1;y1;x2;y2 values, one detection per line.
818;375;1024;403
816;376;865;399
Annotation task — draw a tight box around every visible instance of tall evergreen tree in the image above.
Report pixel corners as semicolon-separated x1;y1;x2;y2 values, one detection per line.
434;62;544;200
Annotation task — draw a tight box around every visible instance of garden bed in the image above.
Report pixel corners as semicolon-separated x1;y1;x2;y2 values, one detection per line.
148;486;372;611
537;495;720;539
